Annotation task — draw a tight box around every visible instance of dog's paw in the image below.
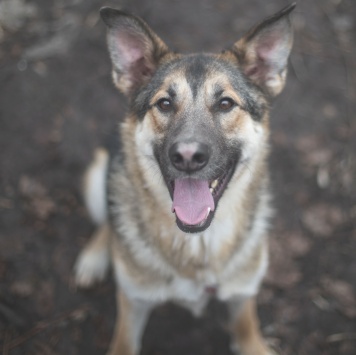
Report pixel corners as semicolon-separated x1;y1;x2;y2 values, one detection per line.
231;342;278;355
74;248;109;288
265;348;279;355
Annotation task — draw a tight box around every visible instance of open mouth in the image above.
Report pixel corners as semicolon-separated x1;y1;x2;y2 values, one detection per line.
170;164;235;233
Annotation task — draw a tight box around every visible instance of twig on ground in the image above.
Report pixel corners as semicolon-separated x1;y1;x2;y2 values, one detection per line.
5;305;90;352
327;333;356;343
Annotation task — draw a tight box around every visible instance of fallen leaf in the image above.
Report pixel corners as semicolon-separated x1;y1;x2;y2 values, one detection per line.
286;232;312;258
302;204;344;237
322;278;356;318
19;175;55;219
10;280;34;297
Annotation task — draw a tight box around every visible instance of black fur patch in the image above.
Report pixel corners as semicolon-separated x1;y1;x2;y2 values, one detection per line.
184;56;208;98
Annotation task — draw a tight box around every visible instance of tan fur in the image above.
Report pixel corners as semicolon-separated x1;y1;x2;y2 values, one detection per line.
74;223;111;287
75;5;295;355
231;299;270;355
108;292;134;355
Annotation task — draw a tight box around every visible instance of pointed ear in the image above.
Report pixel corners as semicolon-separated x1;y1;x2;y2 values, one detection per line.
230;3;295;97
100;7;170;96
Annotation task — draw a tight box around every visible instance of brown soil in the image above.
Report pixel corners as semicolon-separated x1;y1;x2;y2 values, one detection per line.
1;0;355;354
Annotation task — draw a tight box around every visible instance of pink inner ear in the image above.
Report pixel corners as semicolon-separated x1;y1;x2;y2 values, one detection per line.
117;32;145;69
256;35;280;61
245;33;287;81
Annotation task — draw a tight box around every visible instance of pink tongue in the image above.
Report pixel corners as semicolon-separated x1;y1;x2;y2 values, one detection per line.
172;178;215;226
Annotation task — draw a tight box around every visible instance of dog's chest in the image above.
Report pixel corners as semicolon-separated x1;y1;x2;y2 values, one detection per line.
159;215;234;270
159;220;239;294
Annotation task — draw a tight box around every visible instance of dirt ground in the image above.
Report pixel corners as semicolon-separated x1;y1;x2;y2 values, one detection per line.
1;0;355;354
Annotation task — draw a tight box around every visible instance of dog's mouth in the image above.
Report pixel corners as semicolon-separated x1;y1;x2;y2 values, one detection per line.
169;164;235;233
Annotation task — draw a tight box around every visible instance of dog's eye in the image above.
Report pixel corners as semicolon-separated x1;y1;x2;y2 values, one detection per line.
156;98;173;112
218;98;235;111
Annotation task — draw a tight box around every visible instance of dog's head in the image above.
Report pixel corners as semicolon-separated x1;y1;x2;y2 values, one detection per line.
101;4;295;233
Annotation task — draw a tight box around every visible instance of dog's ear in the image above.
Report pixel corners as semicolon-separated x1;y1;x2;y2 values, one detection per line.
100;7;170;96
228;3;295;97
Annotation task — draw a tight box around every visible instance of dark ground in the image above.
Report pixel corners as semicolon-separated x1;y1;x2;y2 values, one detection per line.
1;0;356;354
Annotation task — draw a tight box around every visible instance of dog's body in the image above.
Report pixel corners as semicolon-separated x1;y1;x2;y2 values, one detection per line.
75;4;295;355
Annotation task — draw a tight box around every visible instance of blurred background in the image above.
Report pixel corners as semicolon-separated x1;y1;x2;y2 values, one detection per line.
0;0;355;354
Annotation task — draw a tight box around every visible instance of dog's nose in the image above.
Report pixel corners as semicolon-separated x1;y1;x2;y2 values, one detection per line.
169;142;210;172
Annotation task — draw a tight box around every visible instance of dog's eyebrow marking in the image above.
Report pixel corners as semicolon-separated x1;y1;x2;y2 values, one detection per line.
212;81;244;107
213;86;224;100
167;85;176;99
150;84;177;107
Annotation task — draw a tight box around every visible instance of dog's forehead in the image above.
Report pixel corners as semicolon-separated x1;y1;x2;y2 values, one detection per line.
155;54;248;98
134;53;264;121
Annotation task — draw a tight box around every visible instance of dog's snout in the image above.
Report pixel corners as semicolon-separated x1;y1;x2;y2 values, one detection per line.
169;142;210;172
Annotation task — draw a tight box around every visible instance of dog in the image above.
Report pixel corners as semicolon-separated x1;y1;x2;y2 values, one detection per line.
74;3;295;354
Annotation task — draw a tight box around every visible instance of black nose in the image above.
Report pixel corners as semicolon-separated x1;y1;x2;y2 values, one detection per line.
169;142;210;172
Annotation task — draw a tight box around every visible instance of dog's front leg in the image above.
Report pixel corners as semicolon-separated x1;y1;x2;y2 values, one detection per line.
108;290;154;355
227;298;272;355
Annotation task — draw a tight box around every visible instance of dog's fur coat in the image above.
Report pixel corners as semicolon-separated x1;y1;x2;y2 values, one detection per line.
74;4;295;355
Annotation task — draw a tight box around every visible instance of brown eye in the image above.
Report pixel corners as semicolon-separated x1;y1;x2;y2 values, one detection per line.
218;98;235;111
157;98;172;112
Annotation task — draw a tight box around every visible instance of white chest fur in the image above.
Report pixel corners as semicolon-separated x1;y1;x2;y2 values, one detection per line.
114;188;270;308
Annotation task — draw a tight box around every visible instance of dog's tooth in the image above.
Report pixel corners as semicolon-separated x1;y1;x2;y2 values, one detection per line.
205;207;211;219
211;179;218;189
209;188;214;193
